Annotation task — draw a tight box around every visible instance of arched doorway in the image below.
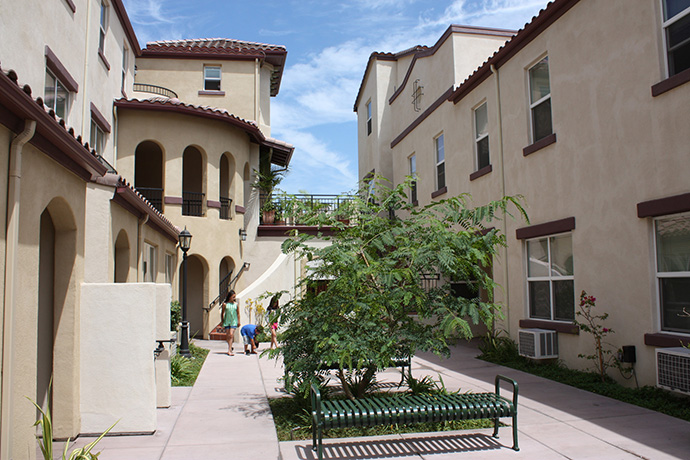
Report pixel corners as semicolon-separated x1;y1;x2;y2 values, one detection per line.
219;256;236;301
37;198;78;438
219;153;235;220
243;162;251;208
179;254;207;338
134;141;164;212
114;229;130;283
182;146;205;217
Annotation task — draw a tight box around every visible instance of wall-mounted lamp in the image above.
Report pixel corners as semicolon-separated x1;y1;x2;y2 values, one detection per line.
242;262;250;271
239;228;247;242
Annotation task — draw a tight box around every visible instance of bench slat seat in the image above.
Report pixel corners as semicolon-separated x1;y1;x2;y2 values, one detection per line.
311;375;519;459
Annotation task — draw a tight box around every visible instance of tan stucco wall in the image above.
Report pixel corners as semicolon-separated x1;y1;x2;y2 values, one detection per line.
358;1;690;387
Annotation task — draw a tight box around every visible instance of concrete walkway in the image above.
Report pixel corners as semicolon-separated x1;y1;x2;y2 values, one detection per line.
57;340;690;460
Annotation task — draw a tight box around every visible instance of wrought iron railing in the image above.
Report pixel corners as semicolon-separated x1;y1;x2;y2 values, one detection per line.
259;193;355;225
136;187;163;212
133;82;178;99
182;191;205;216
220;196;232;220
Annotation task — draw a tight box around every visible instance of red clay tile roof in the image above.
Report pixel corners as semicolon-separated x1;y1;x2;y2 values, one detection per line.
142;38;288;96
114;97;294;167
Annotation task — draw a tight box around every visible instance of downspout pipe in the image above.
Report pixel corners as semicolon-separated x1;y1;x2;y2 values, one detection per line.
491;64;510;334
1;119;37;459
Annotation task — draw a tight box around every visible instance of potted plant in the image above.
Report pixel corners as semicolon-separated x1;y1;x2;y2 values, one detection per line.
252;166;287;224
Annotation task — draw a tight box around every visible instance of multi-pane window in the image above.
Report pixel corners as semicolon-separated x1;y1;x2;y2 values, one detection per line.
435;134;445;190
655;214;690;333
529;56;552;143
474;102;489;170
44;70;69;119
409;154;417;203
662;0;690;76
527;233;574;321
204;66;221;91
366;101;372;135
98;1;107;53
143;243;157;282
121;45;128;92
90;119;106;154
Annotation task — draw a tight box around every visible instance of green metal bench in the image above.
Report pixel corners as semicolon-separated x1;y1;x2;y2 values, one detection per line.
310;374;519;459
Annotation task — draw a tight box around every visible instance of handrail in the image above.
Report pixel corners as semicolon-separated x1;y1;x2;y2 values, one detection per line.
133;82;178;99
205;263;249;311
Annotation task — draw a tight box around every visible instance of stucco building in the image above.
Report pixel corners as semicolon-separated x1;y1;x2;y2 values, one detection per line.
0;0;297;457
355;0;690;389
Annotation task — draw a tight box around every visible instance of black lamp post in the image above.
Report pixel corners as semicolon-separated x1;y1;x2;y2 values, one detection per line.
178;227;192;358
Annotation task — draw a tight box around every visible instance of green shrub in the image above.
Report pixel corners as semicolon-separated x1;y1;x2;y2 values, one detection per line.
170;301;181;331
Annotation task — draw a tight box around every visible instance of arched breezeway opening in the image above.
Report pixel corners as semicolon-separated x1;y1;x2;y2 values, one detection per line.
182;146;206;217
219;153;235;220
179;253;208;338
134;140;164;212
114;229;130;283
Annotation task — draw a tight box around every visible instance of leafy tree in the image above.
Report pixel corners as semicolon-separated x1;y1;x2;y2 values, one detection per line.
270;177;526;399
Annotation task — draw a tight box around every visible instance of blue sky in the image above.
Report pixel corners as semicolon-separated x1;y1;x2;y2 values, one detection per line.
122;0;549;195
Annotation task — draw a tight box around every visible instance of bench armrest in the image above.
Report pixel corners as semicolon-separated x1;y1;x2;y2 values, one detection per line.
495;374;518;407
311;383;322;424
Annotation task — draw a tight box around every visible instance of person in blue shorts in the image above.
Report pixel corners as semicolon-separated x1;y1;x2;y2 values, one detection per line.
240;324;263;355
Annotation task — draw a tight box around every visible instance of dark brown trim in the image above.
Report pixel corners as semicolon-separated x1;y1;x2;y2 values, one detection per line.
523;132;557;156
258;225;336;237
0;70;107;179
45;46;79;92
62;0;76;13
113;186;179;242
207;200;221;208
637;192;690;218
652;67;690;97
431;186;447;199
520;319;579;335
390;87;453;148
165;196;183;205
114;99;294;167
111;0;142;56
516;216;575;240
235;205;246;214
198;90;226;96
450;65;493;104
389;25;514;105
470;164;492;181
90;102;111;133
98;49;111;71
644;332;690;348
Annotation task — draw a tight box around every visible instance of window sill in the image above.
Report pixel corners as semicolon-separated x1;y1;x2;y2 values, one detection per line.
644;332;690;348
470;164;492;181
651;67;690;97
235;205;246;214
198;90;225;96
431;186;447;199
523;132;557;156
519;319;579;334
98;49;110;71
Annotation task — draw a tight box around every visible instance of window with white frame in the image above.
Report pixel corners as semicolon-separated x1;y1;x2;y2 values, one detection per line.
98;0;108;53
366;101;372;135
661;0;690;77
90;118;106;154
409;154;417;203
165;253;175;285
435;134;445;190
655;214;690;333
474;102;489;170
204;65;221;91
121;44;128;93
143;242;157;282
44;69;70;119
528;56;552;143
526;233;574;321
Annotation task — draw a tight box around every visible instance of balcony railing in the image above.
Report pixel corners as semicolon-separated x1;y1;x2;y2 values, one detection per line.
133;83;178;99
136;187;163;213
220;196;232;220
183;191;205;217
260;194;354;225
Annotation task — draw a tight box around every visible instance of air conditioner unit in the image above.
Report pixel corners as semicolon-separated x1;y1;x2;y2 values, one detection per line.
656;347;690;395
518;328;558;359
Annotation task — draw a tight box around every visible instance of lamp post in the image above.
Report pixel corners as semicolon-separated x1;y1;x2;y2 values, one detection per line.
178;227;192;358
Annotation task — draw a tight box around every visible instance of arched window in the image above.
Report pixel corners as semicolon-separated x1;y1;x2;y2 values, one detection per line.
182;146;205;216
219;153;236;220
114;229;130;283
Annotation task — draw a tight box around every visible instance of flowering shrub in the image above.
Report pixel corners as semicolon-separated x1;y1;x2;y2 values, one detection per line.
574;290;616;382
